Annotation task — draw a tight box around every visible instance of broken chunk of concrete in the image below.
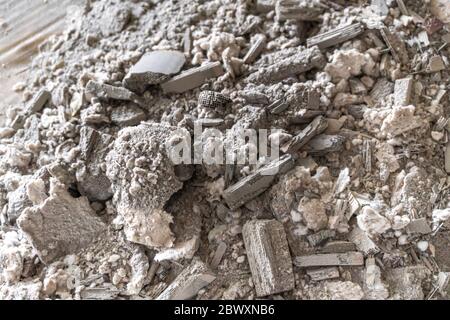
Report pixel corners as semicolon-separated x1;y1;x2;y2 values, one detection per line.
363;257;389;299
357;206;391;235
307;23;364;50
394;78;413;106
281;115;328;154
161;62;224;94
297;197;328;232
17;179;106;264
25;89;51;115
106;123;186;248
156;259;216;300
348;227;380;255
306;267;340;281
426;55;446;73
380;105;422;137
123;51;186;94
222;154;295;210
407;218;432;234
276;0;324;22
307;229;335;247
111;105;146;127
243;219;295;297
246;46;325;84
294;252;364;267
85;80;139;103
385;266;430;299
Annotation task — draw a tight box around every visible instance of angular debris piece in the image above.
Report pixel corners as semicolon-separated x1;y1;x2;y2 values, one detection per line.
364;257;389;299
321;241;357;254
348;227;379;255
210;241;227;270
25;89;51;114
275;0;325;22
349;78;367;95
198;91;231;109
266;99;289;115
281;115;328;153
243;34;266;64
445;142;450;173
307;229;336;247
306;267;340;281
385;266;430;299
380;27;409;65
246;46;325;84
161;62;224;94
256;0;276;13
111;105;146;127
183;28;192;56
123;51;186;94
85;80;139;103
394;78;413;106
156;259;216;300
395;0;409;16
305;134;345;155
294;252;364;267
194;118;224;127
17;179;106;264
222;154;296;210
242;219;295;297
307;23;364;50
370;78;394;103
407;218;432;234
426;55;446;73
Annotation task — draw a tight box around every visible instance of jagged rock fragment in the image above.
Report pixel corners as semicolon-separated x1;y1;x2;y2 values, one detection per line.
407;218;432;235
307;23;364;49
306;267;340;281
294;252;364;267
156;259;215;300
242;219;295;297
85;80;139;103
17;179;106;264
380;27;409;65
275;0;325;22
307;230;335;247
246;46;325;84
25;89;51;114
222;154;295;210
426;55;446;73
281;115;328;153
297;197;328;232
357;206;391;235
348;227;380;255
243;34;266;64
394;78;413;106
123;51;186;94
304;134;345;155
161;62;224;94
111;105;146;127
380;105;422;137
363;258;389;299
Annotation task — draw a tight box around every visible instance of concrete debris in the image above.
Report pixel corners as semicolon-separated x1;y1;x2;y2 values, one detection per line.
275;0;325;22
161;62;224;94
246;46;325;84
307;23;364;50
242;219;295;297
306;267;340;282
156;259;215;300
124;51;186;93
294;252;364;267
17;179;106;264
223;154;295;210
0;0;446;301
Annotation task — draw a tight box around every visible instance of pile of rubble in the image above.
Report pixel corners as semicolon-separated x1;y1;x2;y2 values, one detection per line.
0;0;450;300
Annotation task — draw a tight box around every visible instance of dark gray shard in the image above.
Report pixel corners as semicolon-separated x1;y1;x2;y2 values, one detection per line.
243;219;295;297
161;62;224;94
85;80;140;103
156;259;216;300
276;0;325;22
307;23;364;50
25;89;51;114
347;105;368;119
246;46;325;84
379;27;409;65
222;154;295;210
281;115;328;153
370;78;394;104
349;78;367;95
243;34;266;64
198;91;231;109
307;229;336;247
10;114;26;130
99;3;131;37
123;51;186;94
294;252;364;267
77;174;113;202
305;134;345;155
195;118;224;127
174;164;194;182
407;218;432;235
266;99;289;115
111;105;146;127
306;267;340;281
321;241;357;254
